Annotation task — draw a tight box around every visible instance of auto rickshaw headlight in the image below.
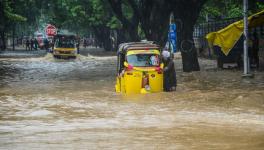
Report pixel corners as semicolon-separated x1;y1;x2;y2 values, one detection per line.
155;67;163;74
127;64;134;71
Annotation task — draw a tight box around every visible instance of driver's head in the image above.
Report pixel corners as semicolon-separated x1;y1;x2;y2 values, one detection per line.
162;50;170;60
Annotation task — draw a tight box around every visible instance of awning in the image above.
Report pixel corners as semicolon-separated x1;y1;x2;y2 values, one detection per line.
206;10;264;56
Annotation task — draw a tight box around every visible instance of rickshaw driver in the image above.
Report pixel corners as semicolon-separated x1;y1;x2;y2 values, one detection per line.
162;50;177;91
150;55;159;66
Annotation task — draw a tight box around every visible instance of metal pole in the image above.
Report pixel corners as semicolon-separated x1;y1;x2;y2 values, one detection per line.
12;23;15;51
243;0;250;75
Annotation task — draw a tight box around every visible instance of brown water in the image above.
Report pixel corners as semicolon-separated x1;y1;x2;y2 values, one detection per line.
0;53;264;150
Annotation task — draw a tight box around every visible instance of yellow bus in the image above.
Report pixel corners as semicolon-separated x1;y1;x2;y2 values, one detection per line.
53;34;78;58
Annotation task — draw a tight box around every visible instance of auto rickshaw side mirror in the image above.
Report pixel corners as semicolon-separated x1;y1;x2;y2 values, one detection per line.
124;61;129;67
160;63;164;69
124;61;133;70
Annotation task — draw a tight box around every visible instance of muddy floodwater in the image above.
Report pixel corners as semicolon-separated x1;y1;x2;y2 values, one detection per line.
0;51;264;149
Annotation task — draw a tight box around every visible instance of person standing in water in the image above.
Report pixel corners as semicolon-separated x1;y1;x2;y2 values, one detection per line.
162;50;177;92
26;39;30;51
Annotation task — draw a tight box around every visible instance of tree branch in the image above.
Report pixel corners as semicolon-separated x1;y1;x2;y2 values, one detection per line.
107;0;131;28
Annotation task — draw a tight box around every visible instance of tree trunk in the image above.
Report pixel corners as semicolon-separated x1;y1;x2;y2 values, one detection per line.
249;0;257;12
128;26;139;41
116;29;126;44
177;18;200;72
102;28;112;51
172;0;207;72
107;0;140;41
179;23;200;72
0;31;6;50
108;0;207;72
139;0;171;46
0;1;6;50
93;26;112;51
12;24;15;51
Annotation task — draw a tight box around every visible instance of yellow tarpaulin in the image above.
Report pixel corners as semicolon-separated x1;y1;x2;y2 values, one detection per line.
206;10;264;56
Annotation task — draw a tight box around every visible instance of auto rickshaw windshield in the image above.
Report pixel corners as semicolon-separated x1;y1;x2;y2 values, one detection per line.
126;53;160;67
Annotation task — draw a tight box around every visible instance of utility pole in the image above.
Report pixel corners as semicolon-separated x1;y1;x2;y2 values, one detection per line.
242;0;253;77
12;23;15;51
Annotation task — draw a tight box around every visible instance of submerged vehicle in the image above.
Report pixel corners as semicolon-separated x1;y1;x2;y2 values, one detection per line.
53;34;78;58
115;42;164;94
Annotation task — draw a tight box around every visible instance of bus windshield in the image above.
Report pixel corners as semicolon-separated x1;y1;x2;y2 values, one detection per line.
127;54;160;67
55;38;76;48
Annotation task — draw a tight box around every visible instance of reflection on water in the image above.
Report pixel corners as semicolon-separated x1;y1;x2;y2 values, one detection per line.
0;53;264;149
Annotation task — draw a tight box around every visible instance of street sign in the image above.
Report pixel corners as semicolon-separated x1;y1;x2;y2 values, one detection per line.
168;23;177;53
45;24;57;36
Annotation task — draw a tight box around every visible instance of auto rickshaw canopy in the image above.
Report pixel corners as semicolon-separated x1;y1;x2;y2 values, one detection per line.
206;10;264;56
126;50;160;55
118;42;160;54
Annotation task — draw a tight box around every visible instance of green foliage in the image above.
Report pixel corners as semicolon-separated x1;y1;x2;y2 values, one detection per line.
198;0;242;22
36;0;119;34
107;16;122;29
227;4;242;18
256;2;264;10
199;0;263;23
5;0;260;44
121;1;133;20
3;0;26;22
4;10;27;22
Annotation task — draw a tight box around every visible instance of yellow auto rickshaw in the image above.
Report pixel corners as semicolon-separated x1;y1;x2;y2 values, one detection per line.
115;42;164;94
53;34;78;58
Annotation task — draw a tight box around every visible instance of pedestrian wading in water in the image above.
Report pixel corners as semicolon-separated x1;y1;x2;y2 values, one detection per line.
162;50;177;92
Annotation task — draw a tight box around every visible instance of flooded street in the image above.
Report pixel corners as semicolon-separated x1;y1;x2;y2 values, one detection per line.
0;50;264;149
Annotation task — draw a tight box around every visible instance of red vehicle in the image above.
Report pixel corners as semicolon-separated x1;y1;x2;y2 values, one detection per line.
34;32;45;49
